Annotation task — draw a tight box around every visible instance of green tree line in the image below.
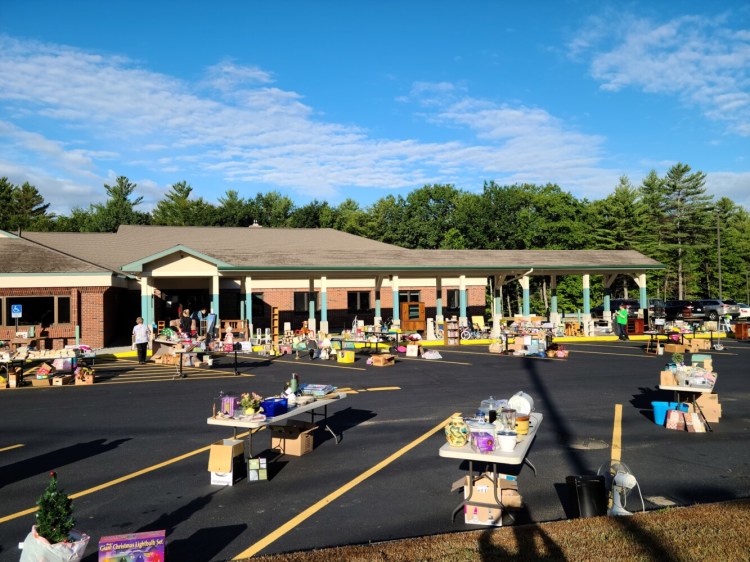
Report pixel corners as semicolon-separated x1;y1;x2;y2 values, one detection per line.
2;163;748;313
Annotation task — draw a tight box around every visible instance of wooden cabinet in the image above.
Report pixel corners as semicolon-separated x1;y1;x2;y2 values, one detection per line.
735;322;750;341
626;318;644;335
400;302;425;332
444;317;461;346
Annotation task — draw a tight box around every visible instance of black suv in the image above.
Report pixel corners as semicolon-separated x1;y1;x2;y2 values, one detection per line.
664;300;704;320
590;299;640;318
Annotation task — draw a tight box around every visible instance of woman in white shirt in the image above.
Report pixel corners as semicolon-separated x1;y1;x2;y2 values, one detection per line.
132;317;152;364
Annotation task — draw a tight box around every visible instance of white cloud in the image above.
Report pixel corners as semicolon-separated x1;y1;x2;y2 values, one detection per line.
570;13;750;136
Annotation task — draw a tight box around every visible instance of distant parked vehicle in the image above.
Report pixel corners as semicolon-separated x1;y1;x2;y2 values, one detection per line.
664;300;704;320
647;298;666;318
590;298;640;319
736;303;750;318
697;299;741;321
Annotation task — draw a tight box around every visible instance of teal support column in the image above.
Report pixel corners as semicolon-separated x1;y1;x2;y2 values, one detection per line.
520;275;530;317
638;274;648;310
392;275;400;321
321;290;328;323
603;287;611;320
308;292;316;324
582;274;591;314
436;280;443;318
550;276;558;315
375;290;381;318
459;275;467;320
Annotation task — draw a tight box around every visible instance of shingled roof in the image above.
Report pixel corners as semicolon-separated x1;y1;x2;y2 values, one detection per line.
21;225;663;276
0;235;110;274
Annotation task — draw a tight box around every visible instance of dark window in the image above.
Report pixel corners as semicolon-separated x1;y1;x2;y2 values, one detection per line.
294;292;318;313
251;293;265;318
347;291;371;313
57;297;71;324
446;289;460;309
3;296;71;326
398;290;420;302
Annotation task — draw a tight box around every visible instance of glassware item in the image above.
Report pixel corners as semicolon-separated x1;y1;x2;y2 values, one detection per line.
499;408;516;432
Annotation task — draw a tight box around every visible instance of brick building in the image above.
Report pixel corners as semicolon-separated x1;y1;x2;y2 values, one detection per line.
1;226;662;348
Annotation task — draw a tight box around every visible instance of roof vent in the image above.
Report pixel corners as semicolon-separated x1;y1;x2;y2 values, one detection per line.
249;220;262;228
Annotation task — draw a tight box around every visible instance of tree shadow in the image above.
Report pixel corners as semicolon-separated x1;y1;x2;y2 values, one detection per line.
477;522;567;561
0;438;131;487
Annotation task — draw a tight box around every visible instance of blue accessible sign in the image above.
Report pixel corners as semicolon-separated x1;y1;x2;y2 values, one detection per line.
11;304;22;318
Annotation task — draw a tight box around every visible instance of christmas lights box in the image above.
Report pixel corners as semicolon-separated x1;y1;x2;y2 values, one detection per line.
98;529;165;561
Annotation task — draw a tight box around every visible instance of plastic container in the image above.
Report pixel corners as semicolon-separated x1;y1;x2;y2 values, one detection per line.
508;391;534;415
260;397;288;417
652;401;689;425
479;396;502;423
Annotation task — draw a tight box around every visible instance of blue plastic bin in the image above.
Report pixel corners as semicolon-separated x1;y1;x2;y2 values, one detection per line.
652;401;689;426
261;397;288;417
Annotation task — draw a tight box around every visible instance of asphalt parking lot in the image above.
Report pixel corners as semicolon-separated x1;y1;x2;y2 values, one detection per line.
2;338;749;561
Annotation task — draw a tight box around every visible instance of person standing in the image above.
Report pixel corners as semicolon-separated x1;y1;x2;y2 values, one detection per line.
132;317;151;364
615;303;629;341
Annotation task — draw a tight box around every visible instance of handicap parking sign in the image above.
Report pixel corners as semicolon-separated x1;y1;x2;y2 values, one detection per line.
11;304;22;318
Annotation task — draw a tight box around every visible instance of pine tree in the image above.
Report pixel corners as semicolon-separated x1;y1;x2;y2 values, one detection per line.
35;471;75;543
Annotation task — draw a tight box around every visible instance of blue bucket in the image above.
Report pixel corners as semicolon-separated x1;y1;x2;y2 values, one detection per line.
652;401;688;425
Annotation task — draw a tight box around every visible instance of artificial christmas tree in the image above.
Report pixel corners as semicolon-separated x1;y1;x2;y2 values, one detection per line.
20;471;90;561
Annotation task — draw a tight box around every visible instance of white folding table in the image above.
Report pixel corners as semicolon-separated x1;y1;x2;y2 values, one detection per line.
207;393;347;454
439;412;543;524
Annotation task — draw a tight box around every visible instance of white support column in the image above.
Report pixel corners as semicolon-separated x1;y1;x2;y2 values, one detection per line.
374;276;383;326
549;275;560;327
244;276;253;338
307;278;317;334
391;275;400;329
635;273;648;319
459;274;468;327
582;274;593;336
602;273;618;333
319;276;328;335
492;275;507;337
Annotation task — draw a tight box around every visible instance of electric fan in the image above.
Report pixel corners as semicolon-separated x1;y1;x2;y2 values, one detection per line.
597;461;645;516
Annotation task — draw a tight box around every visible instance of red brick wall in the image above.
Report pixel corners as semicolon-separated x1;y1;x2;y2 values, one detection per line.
0;286;112;349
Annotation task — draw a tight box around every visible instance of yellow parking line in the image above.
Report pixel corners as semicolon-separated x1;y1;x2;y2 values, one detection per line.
232;413;456;560
0;444;24;452
611;404;622;463
0;432;255;525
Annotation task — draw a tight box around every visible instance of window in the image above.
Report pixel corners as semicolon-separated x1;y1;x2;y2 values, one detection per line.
347;291;371;313
294;291;318;313
398;290;420;302
446;289;460;309
3;296;72;326
251;293;265;318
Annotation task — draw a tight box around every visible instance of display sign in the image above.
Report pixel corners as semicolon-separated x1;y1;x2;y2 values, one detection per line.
11;304;22;318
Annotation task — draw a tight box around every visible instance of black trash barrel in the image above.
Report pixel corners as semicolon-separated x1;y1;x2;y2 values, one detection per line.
566;475;608;518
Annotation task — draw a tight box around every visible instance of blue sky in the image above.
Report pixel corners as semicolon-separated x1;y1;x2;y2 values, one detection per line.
1;1;748;215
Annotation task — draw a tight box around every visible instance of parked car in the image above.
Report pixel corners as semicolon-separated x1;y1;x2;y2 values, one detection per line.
664;300;705;320
697;299;741;321
737;303;750;319
647;298;666;318
590;299;640;319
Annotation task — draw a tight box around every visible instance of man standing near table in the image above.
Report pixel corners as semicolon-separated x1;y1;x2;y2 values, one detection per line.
615;303;629;341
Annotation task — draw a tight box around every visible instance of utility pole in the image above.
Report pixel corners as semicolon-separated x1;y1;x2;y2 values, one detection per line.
717;213;722;299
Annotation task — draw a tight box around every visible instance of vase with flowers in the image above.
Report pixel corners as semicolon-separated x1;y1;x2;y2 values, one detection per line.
240;392;264;416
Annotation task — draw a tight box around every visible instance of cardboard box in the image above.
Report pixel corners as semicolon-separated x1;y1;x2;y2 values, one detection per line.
371;354;396;367
52;374;73;386
270;420;317;456
664;343;686;354
406;344;421;358
694;393;722;423
8;373;21;388
30;376;52;387
75;373;95;385
337;350;355;363
660;370;676;386
208;438;246;485
462;474;521;526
